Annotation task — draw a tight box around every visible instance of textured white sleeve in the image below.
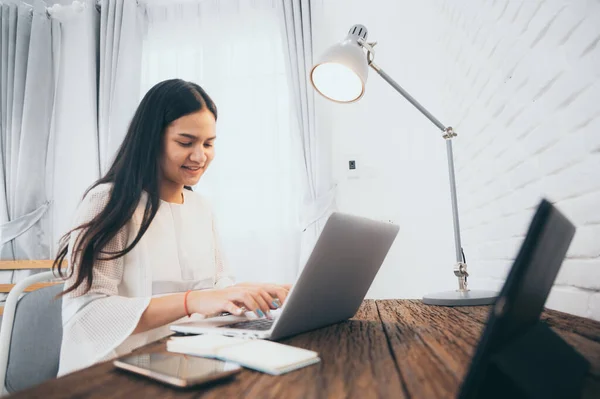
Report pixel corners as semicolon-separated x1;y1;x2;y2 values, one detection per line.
58;184;150;376
212;212;235;289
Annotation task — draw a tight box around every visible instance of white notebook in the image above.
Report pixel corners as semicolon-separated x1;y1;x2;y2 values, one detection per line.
166;334;320;375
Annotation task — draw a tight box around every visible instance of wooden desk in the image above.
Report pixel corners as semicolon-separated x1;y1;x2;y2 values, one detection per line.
9;300;600;398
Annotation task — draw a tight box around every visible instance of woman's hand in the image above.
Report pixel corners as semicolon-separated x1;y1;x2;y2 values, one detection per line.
234;282;291;307
187;283;291;318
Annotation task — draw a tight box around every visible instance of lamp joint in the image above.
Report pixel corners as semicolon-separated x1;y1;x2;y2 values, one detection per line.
358;38;377;65
443;126;457;139
454;262;469;291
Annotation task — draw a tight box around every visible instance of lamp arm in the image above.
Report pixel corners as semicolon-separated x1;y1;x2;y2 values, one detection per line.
369;61;468;289
369;62;447;131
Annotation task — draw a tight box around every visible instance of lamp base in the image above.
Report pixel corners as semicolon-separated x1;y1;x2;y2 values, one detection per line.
422;289;498;306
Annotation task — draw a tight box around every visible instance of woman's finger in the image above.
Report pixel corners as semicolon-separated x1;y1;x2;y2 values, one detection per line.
256;288;279;310
261;284;289;305
224;301;244;316
231;289;262;318
249;289;272;317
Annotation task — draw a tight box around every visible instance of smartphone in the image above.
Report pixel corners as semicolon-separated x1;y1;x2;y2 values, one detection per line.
113;352;242;388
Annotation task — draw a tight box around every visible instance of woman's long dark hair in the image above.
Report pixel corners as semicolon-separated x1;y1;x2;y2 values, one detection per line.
53;79;217;296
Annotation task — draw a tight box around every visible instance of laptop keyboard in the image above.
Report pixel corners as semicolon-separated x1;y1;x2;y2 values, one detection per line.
220;318;274;331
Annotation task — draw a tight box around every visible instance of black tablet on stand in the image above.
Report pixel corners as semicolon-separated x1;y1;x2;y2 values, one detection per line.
458;199;590;399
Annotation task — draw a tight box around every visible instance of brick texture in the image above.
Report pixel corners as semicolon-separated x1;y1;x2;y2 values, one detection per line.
435;0;600;320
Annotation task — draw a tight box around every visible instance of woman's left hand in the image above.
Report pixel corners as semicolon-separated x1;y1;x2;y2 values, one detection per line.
235;282;292;308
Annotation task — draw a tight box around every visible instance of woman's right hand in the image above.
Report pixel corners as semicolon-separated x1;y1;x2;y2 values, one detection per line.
187;285;284;318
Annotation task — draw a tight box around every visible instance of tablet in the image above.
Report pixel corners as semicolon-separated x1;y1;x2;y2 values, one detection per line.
113;352;242;388
458;199;578;398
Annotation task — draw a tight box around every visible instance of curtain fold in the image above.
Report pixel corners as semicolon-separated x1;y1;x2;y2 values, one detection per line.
0;0;59;294
279;0;336;272
98;0;145;174
50;0;100;252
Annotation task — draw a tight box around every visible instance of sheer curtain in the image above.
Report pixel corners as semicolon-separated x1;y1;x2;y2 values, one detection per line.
140;0;303;284
279;0;336;270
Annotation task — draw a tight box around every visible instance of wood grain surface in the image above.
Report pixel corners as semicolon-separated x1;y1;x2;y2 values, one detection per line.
8;300;600;399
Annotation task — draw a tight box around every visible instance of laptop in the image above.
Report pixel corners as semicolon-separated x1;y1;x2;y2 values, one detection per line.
170;212;399;339
458;198;589;398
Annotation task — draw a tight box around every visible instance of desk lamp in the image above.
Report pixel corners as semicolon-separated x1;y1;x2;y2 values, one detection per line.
310;24;497;305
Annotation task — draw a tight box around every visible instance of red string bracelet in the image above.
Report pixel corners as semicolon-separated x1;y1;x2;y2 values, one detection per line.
184;290;192;318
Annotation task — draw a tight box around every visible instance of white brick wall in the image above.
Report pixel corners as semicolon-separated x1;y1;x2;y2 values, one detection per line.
435;0;600;320
590;293;600;320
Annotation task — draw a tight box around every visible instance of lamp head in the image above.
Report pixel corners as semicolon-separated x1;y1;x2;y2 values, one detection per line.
310;24;370;103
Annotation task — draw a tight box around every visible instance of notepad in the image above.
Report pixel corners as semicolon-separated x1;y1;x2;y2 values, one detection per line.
166;334;320;375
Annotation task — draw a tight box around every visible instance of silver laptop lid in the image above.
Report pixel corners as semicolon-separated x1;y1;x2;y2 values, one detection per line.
269;212;399;340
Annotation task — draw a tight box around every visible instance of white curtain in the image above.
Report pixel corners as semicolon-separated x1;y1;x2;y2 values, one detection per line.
51;0;144;251
0;0;59;291
279;0;336;270
97;0;145;174
1;0;141;265
49;0;100;252
140;0;303;284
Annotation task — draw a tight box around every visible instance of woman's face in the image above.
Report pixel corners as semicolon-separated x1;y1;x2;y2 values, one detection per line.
160;110;216;188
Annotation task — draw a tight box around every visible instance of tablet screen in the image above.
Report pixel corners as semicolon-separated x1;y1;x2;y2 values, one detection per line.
116;352;241;382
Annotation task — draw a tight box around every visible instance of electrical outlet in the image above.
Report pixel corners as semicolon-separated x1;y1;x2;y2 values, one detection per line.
345;154;360;179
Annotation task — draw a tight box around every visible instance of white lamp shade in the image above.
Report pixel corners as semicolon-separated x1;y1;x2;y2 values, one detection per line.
310;38;369;103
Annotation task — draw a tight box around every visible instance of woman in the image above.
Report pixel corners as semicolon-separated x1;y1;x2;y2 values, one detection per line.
53;79;290;375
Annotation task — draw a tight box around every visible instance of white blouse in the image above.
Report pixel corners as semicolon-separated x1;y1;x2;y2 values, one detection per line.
58;183;234;376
